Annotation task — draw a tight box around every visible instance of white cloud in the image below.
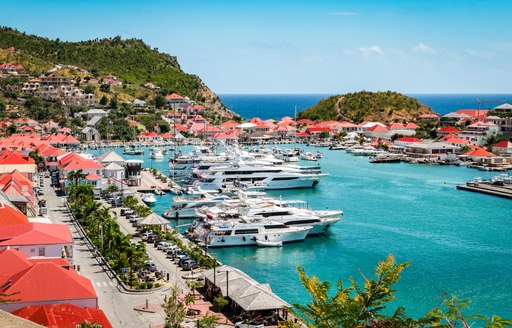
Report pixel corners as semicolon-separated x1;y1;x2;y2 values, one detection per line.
358;45;383;57
464;49;495;59
412;43;438;55
329;12;357;16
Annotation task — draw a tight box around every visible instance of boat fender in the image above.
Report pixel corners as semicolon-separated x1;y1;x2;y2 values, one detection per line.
221;238;225;243
265;235;268;240
252;237;257;241
243;236;246;241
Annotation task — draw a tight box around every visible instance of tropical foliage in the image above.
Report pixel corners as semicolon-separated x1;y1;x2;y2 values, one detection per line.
163;285;187;328
66;171;149;288
283;255;512;328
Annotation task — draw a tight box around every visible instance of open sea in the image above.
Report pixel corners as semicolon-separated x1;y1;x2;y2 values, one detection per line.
89;94;512;319
219;93;512;120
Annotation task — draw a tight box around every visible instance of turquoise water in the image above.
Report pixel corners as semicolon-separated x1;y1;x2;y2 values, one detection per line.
89;146;512;318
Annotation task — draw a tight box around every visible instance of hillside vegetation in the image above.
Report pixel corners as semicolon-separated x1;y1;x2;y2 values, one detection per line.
0;26;228;113
298;91;434;124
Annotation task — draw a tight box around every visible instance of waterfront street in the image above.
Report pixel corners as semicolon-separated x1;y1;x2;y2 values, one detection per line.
43;176;232;327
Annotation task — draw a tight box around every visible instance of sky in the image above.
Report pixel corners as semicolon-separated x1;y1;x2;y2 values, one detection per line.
1;0;511;94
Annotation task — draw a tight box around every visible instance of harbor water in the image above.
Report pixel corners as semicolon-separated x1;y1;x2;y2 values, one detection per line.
88;145;512;318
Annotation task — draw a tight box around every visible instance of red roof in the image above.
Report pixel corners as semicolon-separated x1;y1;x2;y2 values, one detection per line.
494;140;512;149
62;159;104;171
437;126;461;133
1;262;96;304
290;131;311;137
367;125;390;132
405;122;419;129
441;134;469;145
306;127;331;133
0;222;73;246
395;137;423;143
165;93;184;99
0;248;71;279
465;147;495;157
0;202;29;227
85;172;102;180
388;123;405;129
417;114;440;119
0;150;35;165
296;119;314;125
14;303;112;328
456;109;488;120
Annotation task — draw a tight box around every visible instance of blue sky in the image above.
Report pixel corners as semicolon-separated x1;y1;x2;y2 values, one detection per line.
1;0;511;94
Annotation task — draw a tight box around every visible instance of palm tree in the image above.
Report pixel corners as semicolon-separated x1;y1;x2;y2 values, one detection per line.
185;293;196;317
163;285;187;328
123;195;138;209
67;169;87;187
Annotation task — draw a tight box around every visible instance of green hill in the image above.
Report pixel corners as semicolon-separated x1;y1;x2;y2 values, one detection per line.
0;26;229;114
298;91;434;124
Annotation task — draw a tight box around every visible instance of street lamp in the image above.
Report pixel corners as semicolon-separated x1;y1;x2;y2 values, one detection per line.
217;269;230;298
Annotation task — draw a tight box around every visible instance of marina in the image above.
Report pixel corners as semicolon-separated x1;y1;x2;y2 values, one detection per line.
86;143;512;318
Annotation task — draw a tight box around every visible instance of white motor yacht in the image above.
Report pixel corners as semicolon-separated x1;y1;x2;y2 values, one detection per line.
196;220;311;247
141;193;157;206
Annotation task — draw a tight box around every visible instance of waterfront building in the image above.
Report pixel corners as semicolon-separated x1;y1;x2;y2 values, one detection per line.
405;141;459;160
125;159;143;186
493;140;512;155
458;121;498;146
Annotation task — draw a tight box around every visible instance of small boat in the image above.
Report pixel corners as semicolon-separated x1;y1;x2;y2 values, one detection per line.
150;150;164;160
300;152;317;161
154;189;165;195
141;193;157;205
256;240;283;247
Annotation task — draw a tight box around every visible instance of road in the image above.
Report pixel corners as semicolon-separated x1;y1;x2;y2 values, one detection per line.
43;177;169;328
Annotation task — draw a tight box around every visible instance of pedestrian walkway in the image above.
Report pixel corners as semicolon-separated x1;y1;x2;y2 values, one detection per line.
42;177;168;328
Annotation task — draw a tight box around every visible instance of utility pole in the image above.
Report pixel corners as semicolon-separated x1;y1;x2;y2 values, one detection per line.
476;97;502;122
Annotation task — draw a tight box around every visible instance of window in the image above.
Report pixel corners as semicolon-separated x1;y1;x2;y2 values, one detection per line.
30;248;35;253
38;248;45;256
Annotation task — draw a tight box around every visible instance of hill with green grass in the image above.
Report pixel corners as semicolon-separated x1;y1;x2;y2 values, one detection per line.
0;26;229;115
298;91;434;124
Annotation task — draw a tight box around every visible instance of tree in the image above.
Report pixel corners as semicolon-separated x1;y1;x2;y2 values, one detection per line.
291;255;428;328
154;94;166;109
198;312;219;328
135;205;152;217
185;279;204;298
163;285;187;328
185;293;196;317
123;195;138;209
319;131;330;139
100;95;108;106
212;296;228;312
67;169;87;187
29;149;44;167
99;84;110;93
109;97;118;109
103;184;120;199
84;85;96;94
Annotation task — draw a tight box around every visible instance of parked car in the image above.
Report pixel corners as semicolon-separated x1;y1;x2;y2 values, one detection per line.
157;242;170;250
141;232;156;241
174;254;189;264
143;260;157;272
180;259;200;271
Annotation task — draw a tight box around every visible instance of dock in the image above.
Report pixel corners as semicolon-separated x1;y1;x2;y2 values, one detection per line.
456;182;512;200
132;170;171;193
